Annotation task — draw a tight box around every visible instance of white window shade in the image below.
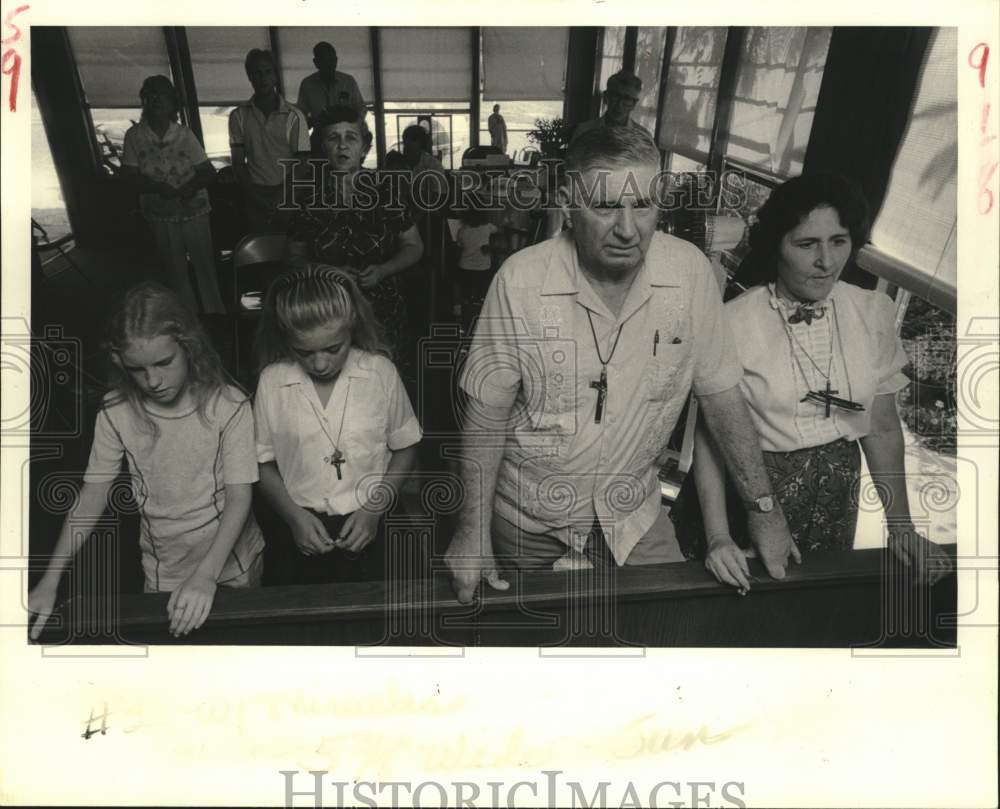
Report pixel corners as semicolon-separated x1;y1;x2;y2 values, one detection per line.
482;27;568;101
186;27;270;105
67;27;171;107
379;28;472;102
275;27;373;105
657;27;728;163
871;27;958;295
633;27;667;134
723;27;831;178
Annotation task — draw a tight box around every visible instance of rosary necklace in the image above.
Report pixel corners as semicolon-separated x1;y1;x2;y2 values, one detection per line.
773;289;864;418
305;378;352;479
585;310;625;424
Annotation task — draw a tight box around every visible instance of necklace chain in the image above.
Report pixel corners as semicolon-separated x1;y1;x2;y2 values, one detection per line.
305;377;352;458
585;309;625;366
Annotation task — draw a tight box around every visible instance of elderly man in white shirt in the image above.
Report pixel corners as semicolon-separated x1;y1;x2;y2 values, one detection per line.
444;126;800;603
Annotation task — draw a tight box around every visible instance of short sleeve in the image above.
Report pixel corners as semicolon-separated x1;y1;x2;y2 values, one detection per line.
82;409;126;483
228;107;244;148
872;293;911;395
219;395;260;485
381;360;422;450
458;274;522;408
122;127;140;168
182;127;209;165
689;256;744;397
289;106;310;153
253;373;276;464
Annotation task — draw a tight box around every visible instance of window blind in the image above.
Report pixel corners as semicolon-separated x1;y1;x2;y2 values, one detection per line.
67;27;171;107
723;27;832;178
186;26;270;105
379;28;472;102
633;27;667;134
482;27;568;101
657;27;728;163
871;27;958;294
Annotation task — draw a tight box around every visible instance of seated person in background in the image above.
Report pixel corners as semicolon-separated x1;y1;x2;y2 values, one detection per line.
296;41;366;127
671;172;952;591
571;69;651;143
229;49;310;233
28;283;263;640
253;267;421;584
443;126;799;603
122;75;226;317
286;105;423;367
401;123;449;208
454;205;498;320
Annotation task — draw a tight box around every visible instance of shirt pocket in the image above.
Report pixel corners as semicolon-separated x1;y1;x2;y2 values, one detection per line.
645;335;692;401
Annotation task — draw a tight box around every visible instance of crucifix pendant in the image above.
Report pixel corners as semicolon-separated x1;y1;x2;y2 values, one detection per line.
590;366;608;423
331;449;346;480
800;379;864;417
821;379;837;417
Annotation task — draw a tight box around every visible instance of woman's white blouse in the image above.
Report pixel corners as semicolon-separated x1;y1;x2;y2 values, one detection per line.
727;282;910;453
254;349;421;515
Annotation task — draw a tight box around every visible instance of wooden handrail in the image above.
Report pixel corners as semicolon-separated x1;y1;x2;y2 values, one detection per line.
37;545;956;647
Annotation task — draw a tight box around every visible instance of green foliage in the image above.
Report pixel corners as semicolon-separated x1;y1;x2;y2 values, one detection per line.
526;118;572;155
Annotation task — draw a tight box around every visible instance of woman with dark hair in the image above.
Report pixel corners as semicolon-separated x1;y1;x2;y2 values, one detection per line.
287;104;423;362
672;172;950;590
122;75;226;315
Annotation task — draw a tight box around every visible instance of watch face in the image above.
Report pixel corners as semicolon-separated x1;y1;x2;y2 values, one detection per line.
758;495;775;513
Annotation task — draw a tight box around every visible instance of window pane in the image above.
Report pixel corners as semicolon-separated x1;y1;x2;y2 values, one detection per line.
384;109;470;170
187;26;270;105
67;27;170;107
597;27;626;92
723;27;832;178
31;90;71;242
380;28;472;102
90;107;143;175
480;99;563;162
658;27;728;163
482;28;568;101
871;27;958;293
274;27;373;106
633;27;667;135
199;106;235;167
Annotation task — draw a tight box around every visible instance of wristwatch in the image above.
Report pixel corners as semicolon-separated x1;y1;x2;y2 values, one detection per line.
745;494;776;513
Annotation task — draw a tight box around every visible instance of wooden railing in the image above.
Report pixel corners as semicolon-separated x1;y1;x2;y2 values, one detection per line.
36;545;957;648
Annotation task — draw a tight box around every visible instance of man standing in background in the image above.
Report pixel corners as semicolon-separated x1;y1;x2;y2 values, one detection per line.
296;41;365;126
488;104;508;154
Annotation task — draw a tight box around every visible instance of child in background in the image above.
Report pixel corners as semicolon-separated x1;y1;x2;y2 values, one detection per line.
454;207;499;323
253;266;421;584
29;283;263;640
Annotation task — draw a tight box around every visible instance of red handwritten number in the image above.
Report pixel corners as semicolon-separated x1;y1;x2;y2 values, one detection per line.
979;162;998;215
969;43;990;88
1;5;29;112
1;49;19;111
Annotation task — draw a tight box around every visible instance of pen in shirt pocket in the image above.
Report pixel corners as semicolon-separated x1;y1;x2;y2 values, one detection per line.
653;330;659;356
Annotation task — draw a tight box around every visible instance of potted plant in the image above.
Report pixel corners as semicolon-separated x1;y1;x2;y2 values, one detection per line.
526;117;572;158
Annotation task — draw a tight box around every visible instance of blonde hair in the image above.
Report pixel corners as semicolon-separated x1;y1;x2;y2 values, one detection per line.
104;282;239;439
255;265;390;371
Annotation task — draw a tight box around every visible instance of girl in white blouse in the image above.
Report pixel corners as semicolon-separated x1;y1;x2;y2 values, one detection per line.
672;173;950;592
253;266;421;584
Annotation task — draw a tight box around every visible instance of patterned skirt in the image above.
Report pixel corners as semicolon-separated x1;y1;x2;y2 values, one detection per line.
670;438;862;559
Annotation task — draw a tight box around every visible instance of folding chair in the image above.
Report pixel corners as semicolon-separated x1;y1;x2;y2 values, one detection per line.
232;232;287;383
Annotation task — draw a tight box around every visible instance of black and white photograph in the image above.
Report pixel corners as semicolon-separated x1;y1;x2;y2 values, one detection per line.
2;2;997;806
